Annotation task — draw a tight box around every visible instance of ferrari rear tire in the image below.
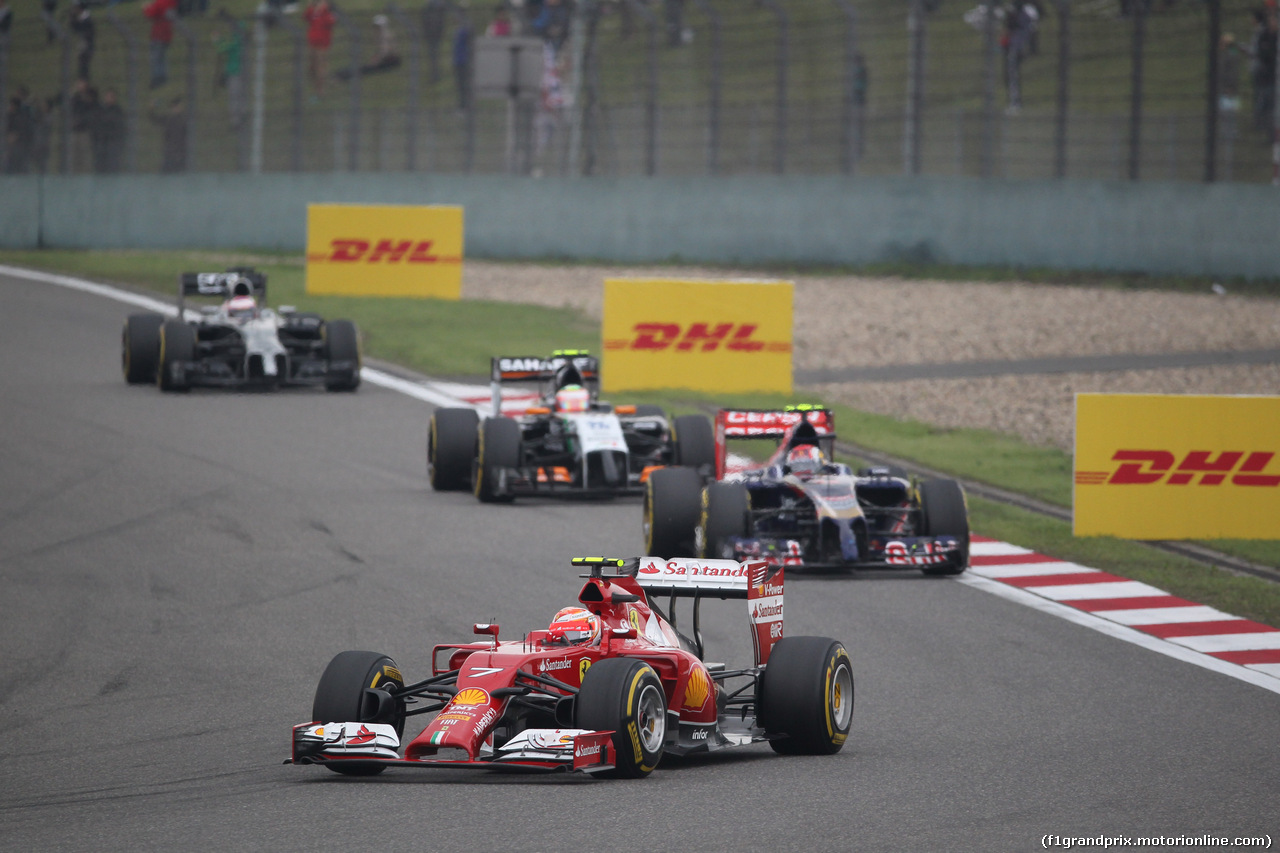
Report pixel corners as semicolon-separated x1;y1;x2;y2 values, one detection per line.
918;478;970;576
698;481;751;559
428;408;479;491
311;650;406;776
575;658;666;779
644;466;703;558
473;416;521;503
672;414;715;470
122;313;164;385
760;636;854;756
157;320;195;393
323;319;361;392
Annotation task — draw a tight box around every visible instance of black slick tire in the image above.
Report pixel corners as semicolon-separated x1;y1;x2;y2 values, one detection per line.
428;408;480;491
311;650;406;776
323;319;361;392
157;320;195;393
918;478;970;576
672;414;715;470
122;313;164;385
698;481;751;558
760;636;854;756
473;416;521;503
644;466;703;558
575;658;666;779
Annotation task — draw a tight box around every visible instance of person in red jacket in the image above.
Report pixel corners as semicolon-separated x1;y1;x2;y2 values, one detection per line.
305;0;336;97
144;0;176;89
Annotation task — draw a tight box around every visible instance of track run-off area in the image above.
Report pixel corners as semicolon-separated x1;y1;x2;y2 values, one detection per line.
0;268;1276;852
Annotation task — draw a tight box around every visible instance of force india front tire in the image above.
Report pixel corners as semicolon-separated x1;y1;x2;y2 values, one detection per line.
428;407;479;491
644;466;703;558
760;636;854;755
575;658;667;779
311;650;407;776
473;416;521;503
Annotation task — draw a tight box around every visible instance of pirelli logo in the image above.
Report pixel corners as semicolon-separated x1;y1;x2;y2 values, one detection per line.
1076;450;1280;487
603;323;792;354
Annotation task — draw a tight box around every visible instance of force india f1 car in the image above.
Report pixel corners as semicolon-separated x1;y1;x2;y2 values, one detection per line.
643;406;970;575
120;268;361;392
289;556;852;778
426;351;716;501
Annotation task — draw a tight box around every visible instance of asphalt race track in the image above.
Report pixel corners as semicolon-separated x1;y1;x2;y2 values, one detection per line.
1;271;1276;852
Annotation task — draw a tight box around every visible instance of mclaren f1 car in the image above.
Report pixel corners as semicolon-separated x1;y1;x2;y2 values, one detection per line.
643;406;970;575
427;351;715;501
121;268;361;392
288;555;853;778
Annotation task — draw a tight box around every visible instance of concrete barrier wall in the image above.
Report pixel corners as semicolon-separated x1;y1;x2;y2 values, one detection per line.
1;173;1277;277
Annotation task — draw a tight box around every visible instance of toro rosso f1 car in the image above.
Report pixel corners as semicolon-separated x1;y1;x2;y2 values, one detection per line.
427;351;715;501
288;556;853;778
643;406;970;575
121;268;361;392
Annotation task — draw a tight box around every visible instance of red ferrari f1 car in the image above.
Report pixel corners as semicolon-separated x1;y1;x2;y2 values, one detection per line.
289;556;853;778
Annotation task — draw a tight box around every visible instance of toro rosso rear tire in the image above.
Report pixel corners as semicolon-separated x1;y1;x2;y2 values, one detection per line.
672;414;715;471
644;466;703;558
157;320;195;393
428;407;479;491
312;650;406;776
122;313;164;385
698;481;751;559
575;658;666;779
760;636;854;756
918;478;970;576
323;319;361;392
473;416;521;503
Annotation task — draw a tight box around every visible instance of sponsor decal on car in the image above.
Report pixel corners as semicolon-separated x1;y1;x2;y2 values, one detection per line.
472;707;499;736
683;664;711;711
538;658;574;673
449;688;490;708
578;658;592;681
629;609;642;632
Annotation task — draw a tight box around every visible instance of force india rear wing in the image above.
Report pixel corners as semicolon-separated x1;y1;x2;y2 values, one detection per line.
635;557;784;667
177;268;267;314
488;351;599;416
713;406;835;479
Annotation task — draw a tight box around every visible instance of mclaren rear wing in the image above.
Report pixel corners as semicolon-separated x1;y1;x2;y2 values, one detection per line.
713;405;835;479
488;351;599;416
177;268;267;314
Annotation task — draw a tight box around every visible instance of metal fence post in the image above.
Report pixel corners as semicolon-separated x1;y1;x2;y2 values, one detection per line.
1054;0;1070;178
388;3;421;171
692;0;722;175
173;17;198;171
623;0;660;176
833;0;858;175
105;11;141;174
276;16;306;172
759;0;788;175
42;10;72;174
1127;0;1145;181
904;0;925;176
980;0;997;177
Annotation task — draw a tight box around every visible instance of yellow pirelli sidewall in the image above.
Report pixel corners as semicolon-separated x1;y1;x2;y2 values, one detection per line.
601;279;793;394
305;204;463;298
1073;393;1280;540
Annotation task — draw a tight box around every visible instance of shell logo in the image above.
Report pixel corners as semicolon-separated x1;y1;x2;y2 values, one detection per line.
451;688;490;708
683;664;711;711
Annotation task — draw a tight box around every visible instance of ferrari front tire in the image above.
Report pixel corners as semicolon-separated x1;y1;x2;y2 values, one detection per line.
311;650;406;776
644;466;703;558
122;313;164;384
323;319;361;392
698;481;751;559
760;636;854;755
473;416;520;503
918;478;970;576
575;658;666;779
157;320;195;393
428;407;479;491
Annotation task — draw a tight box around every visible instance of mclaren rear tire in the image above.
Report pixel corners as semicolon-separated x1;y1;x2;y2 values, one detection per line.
428;407;480;491
311;650;406;776
698;481;751;559
122;313;164;385
157;320;195;393
473;416;521;503
644;466;703;558
918;478;970;576
672;414;715;471
323;319;361;392
575;658;666;779
760;636;854;756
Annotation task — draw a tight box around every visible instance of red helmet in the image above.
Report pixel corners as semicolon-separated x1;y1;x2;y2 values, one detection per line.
786;445;825;476
548;606;601;644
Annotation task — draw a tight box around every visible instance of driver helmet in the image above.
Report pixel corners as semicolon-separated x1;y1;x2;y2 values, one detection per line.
554;384;590;413
548;606;601;645
226;294;257;320
786;444;826;477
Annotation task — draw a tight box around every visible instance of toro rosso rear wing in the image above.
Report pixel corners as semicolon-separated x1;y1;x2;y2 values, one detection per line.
488;351;599;416
714;405;835;479
177;268;267;314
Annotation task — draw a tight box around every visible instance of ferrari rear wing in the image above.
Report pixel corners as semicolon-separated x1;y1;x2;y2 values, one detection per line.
177;268;267;314
713;405;834;479
488;351;598;416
